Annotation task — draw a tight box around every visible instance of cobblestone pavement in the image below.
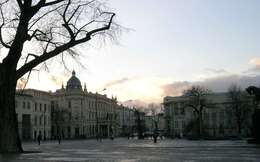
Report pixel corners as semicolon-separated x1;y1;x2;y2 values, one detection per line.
1;138;260;162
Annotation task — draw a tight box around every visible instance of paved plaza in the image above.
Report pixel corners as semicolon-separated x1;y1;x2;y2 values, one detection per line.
1;138;260;162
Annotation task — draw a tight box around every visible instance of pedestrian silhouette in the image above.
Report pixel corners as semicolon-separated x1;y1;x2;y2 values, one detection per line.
58;135;61;144
153;130;158;143
37;134;42;145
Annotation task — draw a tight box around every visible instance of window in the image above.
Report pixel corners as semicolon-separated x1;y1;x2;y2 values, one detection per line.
23;101;26;109
34;116;38;126
40;103;42;112
40;116;42;125
35;103;37;112
44;104;47;112
181;107;185;115
27;102;30;109
44;116;46;125
68;100;71;108
174;103;180;115
51;101;54;109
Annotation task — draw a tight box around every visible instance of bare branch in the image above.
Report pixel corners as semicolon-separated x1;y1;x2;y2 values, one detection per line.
29;4;65;30
60;0;75;39
41;0;65;7
13;0;117;79
87;12;116;37
67;0;95;23
34;0;65;9
0;1;11;48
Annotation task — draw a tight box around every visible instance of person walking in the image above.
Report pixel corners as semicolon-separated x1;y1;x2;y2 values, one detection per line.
37;134;42;145
58;135;61;144
153;130;158;143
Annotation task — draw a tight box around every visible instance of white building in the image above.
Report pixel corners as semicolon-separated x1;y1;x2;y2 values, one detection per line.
117;105;135;136
163;93;253;138
16;90;52;140
144;113;165;133
15;71;136;140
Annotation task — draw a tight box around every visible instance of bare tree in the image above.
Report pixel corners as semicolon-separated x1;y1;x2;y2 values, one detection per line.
183;85;210;138
147;103;160;130
51;108;70;138
227;84;252;135
246;86;260;142
0;0;117;153
134;109;145;139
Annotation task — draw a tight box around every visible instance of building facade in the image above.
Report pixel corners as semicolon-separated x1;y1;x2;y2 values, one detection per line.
15;71;136;140
16;90;52;140
117;105;135;136
164;93;253;138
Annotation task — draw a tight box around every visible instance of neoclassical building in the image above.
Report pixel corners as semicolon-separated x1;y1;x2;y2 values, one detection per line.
16;89;52;140
15;71;136;140
51;70;119;139
163;93;253;138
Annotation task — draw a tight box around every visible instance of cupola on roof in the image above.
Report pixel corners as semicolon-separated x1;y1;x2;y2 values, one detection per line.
66;70;82;90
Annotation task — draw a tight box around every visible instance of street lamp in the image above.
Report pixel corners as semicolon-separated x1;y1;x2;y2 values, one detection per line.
95;88;106;141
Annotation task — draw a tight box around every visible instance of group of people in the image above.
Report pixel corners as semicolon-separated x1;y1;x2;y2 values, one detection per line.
96;133;115;141
37;134;62;145
36;131;161;145
126;130;163;143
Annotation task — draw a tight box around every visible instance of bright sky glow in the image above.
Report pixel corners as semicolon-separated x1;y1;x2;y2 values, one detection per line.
22;0;260;105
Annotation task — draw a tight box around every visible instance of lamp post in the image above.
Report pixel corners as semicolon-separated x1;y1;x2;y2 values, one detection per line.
95;88;106;141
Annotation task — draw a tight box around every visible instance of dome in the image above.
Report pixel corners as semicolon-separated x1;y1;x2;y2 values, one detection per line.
66;70;82;90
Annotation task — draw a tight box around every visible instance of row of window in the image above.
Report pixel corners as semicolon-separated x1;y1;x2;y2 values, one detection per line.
16;100;50;113
34;115;50;126
68;100;115;112
35;103;50;112
71;112;118;121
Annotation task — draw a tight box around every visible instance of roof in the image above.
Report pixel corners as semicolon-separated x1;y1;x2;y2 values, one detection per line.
66;70;82;90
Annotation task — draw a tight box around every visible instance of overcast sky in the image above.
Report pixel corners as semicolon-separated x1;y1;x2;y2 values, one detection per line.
23;0;260;105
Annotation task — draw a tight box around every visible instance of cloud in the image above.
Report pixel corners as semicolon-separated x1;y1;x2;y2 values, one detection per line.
161;74;260;97
205;68;228;74
120;99;148;108
104;77;132;88
161;81;191;97
246;58;260;73
104;73;260;107
103;76;173;104
48;74;69;86
250;58;260;65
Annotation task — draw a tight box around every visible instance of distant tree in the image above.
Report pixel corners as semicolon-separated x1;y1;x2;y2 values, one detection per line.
246;86;260;142
246;86;260;106
183;85;211;138
51;107;70;138
134;109;145;139
0;0;117;153
227;84;252;135
149;103;160;130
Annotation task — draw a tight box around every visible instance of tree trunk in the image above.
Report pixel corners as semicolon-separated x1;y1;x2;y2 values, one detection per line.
0;66;23;153
237;120;242;136
197;112;203;138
